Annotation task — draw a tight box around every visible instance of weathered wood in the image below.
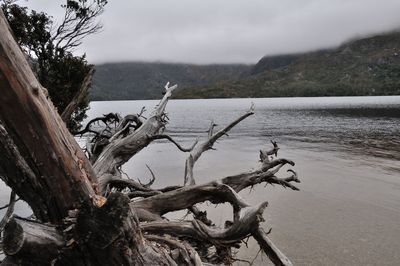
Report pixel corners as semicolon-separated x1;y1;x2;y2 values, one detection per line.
0;191;16;232
221;158;298;192
0;7;299;265
1;9;169;265
69;193;183;266
0;124;57;221
132;182;249;220
184;104;255;186
0;9;97;223
0;257;20;266
252;227;294;266
142;202;268;247
0;18;201;261
93;83;178;191
3;217;64;263
144;235;203;266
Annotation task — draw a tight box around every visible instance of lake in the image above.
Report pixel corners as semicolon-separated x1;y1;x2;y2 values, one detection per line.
2;96;400;265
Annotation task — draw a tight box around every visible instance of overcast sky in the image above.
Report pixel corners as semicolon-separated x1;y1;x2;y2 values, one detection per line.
25;0;400;64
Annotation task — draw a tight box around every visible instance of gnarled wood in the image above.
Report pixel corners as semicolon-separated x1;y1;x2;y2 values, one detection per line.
132;182;249;221
142;202;268;246
252;227;294;266
3;217;64;263
0;7;300;265
0;9;182;266
67;193;177;266
221;159;298;192
93;83;178;191
184;104;255;186
0;10;97;223
0;191;16;232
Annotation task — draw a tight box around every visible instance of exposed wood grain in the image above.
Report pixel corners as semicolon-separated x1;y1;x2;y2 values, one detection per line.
0;9;97;223
252;227;294;266
3;217;64;263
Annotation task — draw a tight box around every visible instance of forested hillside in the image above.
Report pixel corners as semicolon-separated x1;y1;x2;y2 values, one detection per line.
91;62;250;100
175;31;400;98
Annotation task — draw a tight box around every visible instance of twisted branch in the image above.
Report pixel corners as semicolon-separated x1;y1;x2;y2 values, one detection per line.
184;103;255;186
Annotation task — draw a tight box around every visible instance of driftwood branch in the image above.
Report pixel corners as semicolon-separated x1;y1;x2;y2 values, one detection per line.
221;162;298;192
184;103;255;186
141;164;156;188
149;134;198;152
260;140;280;162
144;235;203;266
132;182;249;221
142;202;268;248
108;178;157;193
252;227;294;266
93;82;179;191
0;191;16;233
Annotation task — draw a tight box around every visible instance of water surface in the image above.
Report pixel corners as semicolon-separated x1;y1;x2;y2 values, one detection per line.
86;96;400;266
2;96;399;265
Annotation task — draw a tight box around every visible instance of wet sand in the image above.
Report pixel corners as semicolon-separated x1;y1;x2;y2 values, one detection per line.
235;141;400;265
124;137;400;266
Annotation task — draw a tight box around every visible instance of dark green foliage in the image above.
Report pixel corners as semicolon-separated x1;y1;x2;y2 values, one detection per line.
1;3;51;53
91;62;251;100
175;32;400;99
250;54;301;75
41;53;92;130
1;0;107;131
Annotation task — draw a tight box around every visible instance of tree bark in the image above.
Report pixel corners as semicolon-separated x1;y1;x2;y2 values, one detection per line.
0;10;98;223
0;9;173;265
3;217;64;263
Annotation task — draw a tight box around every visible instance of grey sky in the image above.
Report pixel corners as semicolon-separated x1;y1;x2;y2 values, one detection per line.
25;0;400;64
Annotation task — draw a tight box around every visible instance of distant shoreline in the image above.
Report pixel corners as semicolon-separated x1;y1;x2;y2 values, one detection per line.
91;31;400;101
90;93;400;102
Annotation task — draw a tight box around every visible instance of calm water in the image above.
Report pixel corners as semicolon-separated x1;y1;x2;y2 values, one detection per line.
1;96;400;265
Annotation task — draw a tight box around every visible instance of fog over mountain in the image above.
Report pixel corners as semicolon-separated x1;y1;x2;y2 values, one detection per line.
25;0;400;64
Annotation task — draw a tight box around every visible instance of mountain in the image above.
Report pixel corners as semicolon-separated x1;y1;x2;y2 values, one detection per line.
90;62;251;100
175;31;400;98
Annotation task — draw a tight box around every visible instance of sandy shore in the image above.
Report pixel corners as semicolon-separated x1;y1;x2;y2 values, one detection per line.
212;141;400;265
125;138;400;266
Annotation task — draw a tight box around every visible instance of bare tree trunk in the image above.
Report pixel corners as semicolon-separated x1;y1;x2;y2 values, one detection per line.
0;9;97;223
0;9;173;265
0;8;299;266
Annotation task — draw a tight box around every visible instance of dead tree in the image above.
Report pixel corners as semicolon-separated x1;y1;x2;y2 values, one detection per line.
0;9;299;266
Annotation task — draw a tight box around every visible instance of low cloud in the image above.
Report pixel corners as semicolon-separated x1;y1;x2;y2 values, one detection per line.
26;0;400;64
